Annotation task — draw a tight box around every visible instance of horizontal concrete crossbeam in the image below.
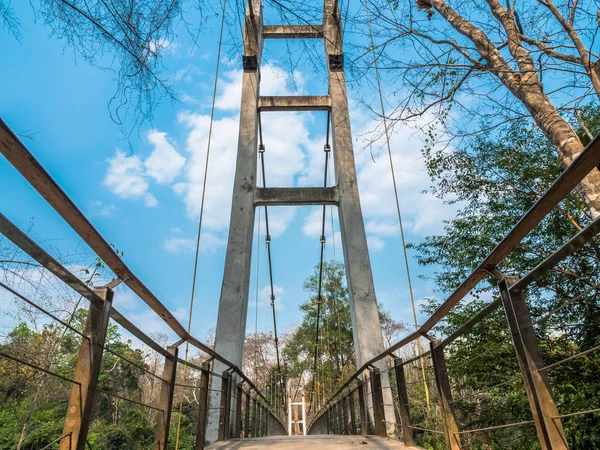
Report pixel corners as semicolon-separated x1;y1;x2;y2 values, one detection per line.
258;96;331;112
254;187;339;206
263;25;323;39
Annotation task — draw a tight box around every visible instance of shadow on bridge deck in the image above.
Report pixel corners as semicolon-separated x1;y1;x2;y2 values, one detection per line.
207;435;420;449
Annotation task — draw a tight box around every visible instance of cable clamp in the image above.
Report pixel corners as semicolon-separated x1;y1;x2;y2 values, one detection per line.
271;294;275;301
259;144;265;153
265;234;271;243
320;235;326;244
324;144;331;153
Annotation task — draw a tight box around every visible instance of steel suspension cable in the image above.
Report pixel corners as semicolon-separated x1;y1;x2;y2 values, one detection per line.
254;205;262;376
174;0;227;447
257;113;283;379
309;112;332;409
363;0;431;411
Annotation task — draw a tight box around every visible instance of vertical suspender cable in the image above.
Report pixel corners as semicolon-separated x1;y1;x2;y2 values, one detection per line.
309;112;332;409
258;113;282;377
363;0;431;412
174;0;227;447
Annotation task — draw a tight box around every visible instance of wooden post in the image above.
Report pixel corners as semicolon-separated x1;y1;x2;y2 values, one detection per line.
155;345;179;450
244;391;251;437
252;396;258;437
349;390;357;434
337;400;343;434
499;277;567;450
194;361;210;450
357;379;368;436
342;394;350;435
233;383;243;438
394;358;414;446
61;286;113;450
431;341;461;450
218;371;231;440
370;367;387;437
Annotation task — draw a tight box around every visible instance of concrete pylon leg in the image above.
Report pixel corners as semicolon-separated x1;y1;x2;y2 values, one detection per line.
206;0;263;444
323;0;396;438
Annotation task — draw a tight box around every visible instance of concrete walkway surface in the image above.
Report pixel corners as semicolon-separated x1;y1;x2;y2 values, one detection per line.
207;435;420;449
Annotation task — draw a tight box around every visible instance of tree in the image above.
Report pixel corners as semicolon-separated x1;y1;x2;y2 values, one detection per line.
358;0;600;216
412;110;600;448
283;261;406;405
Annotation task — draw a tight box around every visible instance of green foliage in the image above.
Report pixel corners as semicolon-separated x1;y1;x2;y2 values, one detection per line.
413;110;600;448
284;261;404;402
0;312;160;449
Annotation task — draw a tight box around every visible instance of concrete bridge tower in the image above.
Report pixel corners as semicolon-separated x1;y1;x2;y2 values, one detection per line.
206;0;396;442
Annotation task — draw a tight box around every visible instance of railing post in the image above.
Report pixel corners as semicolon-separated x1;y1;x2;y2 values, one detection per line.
266;408;270;436
337;400;343;434
60;286;113;450
342;394;350;435
394;357;414;446
233;383;243;438
194;361;210;450
252;396;258;437
499;277;567;450
370;367;387;437
431;341;461;450
326;406;331;434
349;390;357;434
218;371;231;440
155;345;179;450
244;390;251;438
257;402;263;437
357;379;368;436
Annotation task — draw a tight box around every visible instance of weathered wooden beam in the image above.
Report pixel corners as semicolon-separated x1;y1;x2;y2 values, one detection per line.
394;358;415;446
155;345;178;450
61;287;113;450
430;342;461;450
194;362;211;450
499;277;567;450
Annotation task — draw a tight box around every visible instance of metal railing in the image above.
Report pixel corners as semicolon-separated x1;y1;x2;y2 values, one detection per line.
0;118;287;449
308;131;600;449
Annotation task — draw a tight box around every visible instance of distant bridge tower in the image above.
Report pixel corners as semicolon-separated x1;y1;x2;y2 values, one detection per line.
287;378;307;436
206;0;396;442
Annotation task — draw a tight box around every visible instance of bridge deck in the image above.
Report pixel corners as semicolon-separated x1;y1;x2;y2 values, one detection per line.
207;435;418;449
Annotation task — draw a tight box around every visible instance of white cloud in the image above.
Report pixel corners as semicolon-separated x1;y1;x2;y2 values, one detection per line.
365;220;400;237
164;233;226;255
250;284;286;311
104;150;157;207
145;130;186;184
144;194;158;207
352;111;458;238
164;237;195;254
174;63;320;239
104;130;185;208
90;201;116;217
367;235;385;252
215;64;304;111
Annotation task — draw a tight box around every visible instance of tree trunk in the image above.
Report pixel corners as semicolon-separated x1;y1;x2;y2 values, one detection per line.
429;0;600;218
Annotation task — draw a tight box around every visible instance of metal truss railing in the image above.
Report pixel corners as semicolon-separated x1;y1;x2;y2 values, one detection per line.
308;130;600;450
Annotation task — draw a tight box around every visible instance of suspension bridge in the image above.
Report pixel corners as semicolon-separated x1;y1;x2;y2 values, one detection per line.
1;0;600;449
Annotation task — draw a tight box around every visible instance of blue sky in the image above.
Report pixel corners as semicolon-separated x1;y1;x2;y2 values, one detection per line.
0;1;458;349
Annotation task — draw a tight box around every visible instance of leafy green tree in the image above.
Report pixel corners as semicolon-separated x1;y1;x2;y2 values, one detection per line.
413;109;600;448
284;261;404;404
